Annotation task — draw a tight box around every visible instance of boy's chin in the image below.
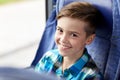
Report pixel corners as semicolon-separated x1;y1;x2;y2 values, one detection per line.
59;53;67;57
58;50;69;57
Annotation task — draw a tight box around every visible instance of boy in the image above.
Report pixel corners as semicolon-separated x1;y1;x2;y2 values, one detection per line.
35;2;103;80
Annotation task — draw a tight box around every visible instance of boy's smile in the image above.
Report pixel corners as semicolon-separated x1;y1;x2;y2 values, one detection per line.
55;17;94;58
59;42;72;50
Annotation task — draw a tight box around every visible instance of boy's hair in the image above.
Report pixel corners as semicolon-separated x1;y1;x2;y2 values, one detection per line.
57;2;102;37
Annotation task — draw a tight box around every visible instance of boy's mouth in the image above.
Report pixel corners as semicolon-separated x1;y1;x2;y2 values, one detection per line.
60;44;72;50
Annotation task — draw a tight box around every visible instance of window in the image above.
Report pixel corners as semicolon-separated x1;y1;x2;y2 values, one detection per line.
0;0;45;67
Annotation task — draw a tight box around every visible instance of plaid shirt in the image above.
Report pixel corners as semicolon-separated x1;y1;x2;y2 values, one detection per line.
35;49;103;80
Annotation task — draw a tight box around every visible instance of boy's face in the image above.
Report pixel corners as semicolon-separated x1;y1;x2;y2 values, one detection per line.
55;17;95;57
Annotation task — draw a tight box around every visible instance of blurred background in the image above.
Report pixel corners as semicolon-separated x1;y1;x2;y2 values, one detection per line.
0;0;46;68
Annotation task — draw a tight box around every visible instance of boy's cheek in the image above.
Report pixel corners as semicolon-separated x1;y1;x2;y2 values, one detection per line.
54;36;59;44
55;33;60;40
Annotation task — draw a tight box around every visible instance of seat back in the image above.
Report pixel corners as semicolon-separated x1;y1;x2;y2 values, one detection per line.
104;0;120;80
31;0;57;66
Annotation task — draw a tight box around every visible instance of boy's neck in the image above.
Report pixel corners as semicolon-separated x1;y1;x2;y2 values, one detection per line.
62;48;85;72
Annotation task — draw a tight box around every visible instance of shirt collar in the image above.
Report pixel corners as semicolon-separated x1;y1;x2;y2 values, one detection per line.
68;49;90;77
56;49;90;77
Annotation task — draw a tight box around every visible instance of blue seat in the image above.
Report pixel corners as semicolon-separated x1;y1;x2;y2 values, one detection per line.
104;0;120;80
31;0;120;80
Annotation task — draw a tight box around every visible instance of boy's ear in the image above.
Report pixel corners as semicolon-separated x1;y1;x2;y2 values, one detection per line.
85;34;95;45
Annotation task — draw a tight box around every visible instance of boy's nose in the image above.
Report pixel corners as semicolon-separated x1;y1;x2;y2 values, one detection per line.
60;34;68;43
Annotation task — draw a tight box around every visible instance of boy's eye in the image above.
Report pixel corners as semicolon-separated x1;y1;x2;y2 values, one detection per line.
57;28;63;33
71;33;78;37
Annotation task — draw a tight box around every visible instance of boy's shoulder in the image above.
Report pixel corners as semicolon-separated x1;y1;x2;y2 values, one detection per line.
42;49;61;62
83;49;100;71
81;54;103;79
44;49;60;57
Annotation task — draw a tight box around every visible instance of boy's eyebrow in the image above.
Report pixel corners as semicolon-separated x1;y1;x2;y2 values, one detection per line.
57;26;62;29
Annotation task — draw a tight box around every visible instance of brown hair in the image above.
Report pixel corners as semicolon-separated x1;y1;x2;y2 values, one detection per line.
57;2;102;37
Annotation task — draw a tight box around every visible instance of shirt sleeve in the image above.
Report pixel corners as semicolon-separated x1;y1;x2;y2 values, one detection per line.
84;69;104;80
34;51;52;72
